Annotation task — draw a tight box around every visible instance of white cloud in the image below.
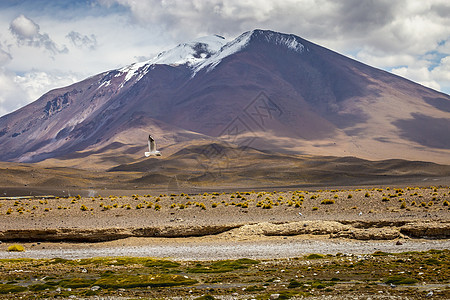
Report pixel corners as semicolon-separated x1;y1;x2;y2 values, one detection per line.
66;31;98;50
0;69;29;116
432;56;450;82
0;0;449;118
97;1;450;63
14;71;78;102
95;0;450;94
391;66;441;91
0;48;12;66
9;14;68;54
9;14;39;38
0;68;78;116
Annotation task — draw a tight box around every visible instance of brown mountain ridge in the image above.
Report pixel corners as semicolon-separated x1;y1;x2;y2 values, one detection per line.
0;29;448;175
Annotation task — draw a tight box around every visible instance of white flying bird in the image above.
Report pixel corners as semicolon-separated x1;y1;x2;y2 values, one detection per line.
145;134;161;157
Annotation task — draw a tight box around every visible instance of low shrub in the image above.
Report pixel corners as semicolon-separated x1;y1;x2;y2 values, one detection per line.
29;283;56;291
384;276;418;285
306;253;324;259
59;278;96;288
8;245;25;252
0;284;27;294
320;199;335;205
288;279;302;288
95;274;196;288
187;258;259;273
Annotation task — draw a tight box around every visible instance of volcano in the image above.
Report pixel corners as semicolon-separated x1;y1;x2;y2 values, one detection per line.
0;29;449;169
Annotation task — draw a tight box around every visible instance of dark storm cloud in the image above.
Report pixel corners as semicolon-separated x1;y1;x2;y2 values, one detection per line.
95;0;450;93
96;1;401;49
336;0;397;33
430;2;450;18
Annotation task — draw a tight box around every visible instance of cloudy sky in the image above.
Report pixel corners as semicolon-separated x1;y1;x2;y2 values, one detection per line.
0;0;449;117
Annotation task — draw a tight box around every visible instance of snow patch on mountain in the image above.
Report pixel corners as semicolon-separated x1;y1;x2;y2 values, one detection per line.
99;35;227;90
193;31;253;75
117;61;151;89
99;30;306;89
98;79;111;88
192;30;305;75
149;35;226;66
260;31;305;52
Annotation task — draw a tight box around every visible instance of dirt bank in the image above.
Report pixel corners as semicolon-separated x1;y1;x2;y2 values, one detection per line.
1;220;448;242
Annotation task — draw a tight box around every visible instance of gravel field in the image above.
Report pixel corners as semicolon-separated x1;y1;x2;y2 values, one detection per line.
1;186;448;262
1;236;450;260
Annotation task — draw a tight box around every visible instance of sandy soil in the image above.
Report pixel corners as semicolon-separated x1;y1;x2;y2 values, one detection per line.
0;186;449;260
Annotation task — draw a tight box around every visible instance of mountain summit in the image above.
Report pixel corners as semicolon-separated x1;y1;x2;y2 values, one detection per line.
0;29;449;168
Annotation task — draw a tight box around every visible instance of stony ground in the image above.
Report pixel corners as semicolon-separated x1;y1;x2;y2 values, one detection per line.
0;185;449;299
0;250;448;299
0;185;449;233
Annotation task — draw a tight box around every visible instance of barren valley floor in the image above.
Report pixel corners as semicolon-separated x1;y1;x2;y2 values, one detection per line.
0;180;449;298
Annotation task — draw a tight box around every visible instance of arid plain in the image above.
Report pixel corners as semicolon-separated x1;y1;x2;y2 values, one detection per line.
1;148;449;299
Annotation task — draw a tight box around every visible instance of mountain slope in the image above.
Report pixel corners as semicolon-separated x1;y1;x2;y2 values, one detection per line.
0;29;449;167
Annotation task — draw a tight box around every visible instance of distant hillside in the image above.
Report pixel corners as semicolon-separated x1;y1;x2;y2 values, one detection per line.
0;29;448;168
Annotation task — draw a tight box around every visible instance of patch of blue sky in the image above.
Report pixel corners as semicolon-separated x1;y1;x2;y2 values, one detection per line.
0;0;127;19
421;50;448;71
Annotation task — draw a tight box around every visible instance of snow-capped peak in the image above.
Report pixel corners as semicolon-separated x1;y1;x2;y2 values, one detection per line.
193;31;253;74
100;30;306;89
254;30;305;52
148;35;227;66
104;35;227;89
193;30;305;75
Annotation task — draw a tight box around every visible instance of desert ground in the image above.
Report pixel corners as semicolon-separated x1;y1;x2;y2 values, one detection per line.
0;150;449;299
0;184;449;299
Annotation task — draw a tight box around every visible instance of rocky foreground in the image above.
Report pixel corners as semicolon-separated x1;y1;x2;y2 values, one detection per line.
0;186;449;299
0;248;448;299
0;186;449;243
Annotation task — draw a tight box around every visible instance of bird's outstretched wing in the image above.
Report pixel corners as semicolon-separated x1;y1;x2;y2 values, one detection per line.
149;135;156;152
145;134;161;156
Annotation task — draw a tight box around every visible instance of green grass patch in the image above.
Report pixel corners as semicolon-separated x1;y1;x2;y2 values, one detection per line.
288;279;302;288
423;258;443;265
29;283;56;291
385;275;418;285
194;295;216;300
246;285;265;292
310;280;336;289
58;278;96;288
144;258;181;268
372;251;391;256
305;253;325;259
0;284;27;294
187;258;259;273
94;274;196;288
72;256;180;267
269;290;310;299
48;257;71;264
